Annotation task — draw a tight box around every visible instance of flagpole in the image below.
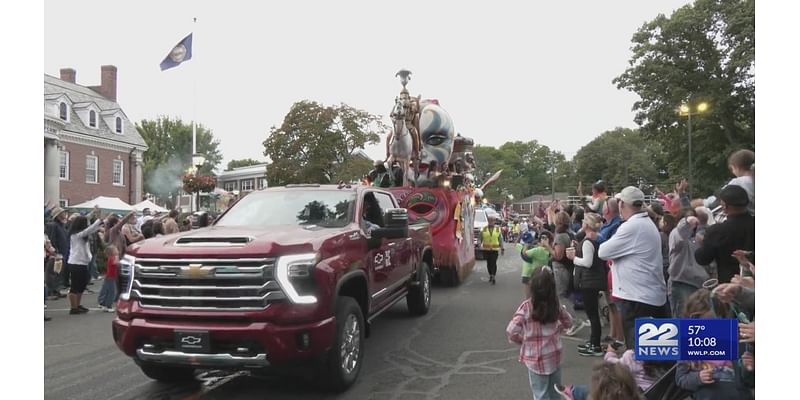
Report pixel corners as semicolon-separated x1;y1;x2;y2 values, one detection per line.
192;16;198;212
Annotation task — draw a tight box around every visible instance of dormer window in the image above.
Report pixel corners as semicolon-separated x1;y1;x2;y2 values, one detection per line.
59;103;68;121
89;110;97;127
115;117;122;133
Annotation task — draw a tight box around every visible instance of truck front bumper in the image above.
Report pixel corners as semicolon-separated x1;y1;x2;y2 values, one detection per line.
113;315;336;369
137;346;270;368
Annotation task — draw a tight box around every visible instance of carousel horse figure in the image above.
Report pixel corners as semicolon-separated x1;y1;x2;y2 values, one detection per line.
386;70;422;187
386;94;416;187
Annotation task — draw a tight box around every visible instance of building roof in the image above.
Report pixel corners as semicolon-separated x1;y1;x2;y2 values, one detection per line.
44;74;148;148
217;163;268;180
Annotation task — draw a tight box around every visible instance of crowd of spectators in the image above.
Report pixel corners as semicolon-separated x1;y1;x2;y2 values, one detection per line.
507;149;755;399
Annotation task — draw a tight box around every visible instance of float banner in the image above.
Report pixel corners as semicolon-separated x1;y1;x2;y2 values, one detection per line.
634;318;738;361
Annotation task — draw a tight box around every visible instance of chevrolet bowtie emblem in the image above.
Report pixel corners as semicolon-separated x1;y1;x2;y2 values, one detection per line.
181;336;202;345
185;264;209;278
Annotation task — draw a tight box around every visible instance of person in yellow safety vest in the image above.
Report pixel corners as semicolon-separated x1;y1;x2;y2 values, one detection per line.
478;215;504;284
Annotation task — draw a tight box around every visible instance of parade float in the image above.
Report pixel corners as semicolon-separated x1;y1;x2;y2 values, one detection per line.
379;70;501;286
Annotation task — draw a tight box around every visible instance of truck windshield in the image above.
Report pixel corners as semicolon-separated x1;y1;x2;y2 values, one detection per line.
215;190;356;228
474;210;487;224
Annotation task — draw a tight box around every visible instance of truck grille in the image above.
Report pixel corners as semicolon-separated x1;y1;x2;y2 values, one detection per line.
129;258;285;310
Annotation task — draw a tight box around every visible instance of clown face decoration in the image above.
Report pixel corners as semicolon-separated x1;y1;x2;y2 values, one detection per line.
415;100;456;186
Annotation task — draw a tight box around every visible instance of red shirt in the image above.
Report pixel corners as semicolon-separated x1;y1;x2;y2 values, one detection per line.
106;256;118;279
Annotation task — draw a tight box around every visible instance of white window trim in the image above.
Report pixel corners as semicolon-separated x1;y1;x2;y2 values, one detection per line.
112;159;124;186
59;199;68;207
115;117;123;134
241;179;254;191
89;110;98;128
86;155;98;184
59;102;70;122
257;178;268;190
224;181;238;192
59;151;70;181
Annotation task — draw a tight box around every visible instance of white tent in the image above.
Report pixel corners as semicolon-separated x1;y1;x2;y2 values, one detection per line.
70;196;134;214
134;199;169;213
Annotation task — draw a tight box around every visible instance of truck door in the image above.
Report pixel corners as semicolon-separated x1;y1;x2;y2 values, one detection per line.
373;192;413;290
361;191;410;310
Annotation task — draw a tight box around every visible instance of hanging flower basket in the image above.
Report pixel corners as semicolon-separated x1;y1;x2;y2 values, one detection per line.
182;173;217;194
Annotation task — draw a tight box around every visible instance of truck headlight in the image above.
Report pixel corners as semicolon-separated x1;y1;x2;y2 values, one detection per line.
119;254;136;301
276;254;318;304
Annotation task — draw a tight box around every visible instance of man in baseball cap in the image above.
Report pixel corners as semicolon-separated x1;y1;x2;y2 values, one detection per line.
45;206;71;293
614;186;646;206
599;186;669;347
695;185;754;284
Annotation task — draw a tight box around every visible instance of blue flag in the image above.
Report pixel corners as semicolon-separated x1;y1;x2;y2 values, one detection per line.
160;33;193;71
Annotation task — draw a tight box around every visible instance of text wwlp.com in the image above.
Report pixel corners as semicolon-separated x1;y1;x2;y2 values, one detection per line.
687;350;727;356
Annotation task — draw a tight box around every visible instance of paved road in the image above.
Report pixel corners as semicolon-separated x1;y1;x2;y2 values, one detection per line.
45;251;602;400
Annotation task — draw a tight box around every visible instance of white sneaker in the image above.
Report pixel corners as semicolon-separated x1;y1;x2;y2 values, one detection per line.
565;320;590;336
104;307;116;313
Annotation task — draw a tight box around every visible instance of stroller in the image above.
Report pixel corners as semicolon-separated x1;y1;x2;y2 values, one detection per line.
643;363;692;400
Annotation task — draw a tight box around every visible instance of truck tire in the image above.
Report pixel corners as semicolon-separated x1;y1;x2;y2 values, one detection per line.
323;297;364;392
139;363;195;383
407;261;431;315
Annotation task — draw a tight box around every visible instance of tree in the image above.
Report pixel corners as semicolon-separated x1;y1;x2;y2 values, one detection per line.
226;158;265;171
613;0;754;196
330;155;374;184
473;141;564;202
263;101;387;185
137;116;223;201
572;128;660;193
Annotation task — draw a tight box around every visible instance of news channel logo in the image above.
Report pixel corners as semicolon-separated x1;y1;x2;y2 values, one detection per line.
634;318;739;361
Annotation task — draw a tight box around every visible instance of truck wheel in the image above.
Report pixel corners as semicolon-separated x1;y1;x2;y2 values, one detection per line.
323;297;364;392
138;363;195;383
407;261;431;315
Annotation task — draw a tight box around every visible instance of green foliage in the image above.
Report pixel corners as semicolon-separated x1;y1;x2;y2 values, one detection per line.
613;0;755;196
331;154;374;184
226;158;264;171
473;141;569;202
263;101;386;185
572;128;661;192
137;116;223;201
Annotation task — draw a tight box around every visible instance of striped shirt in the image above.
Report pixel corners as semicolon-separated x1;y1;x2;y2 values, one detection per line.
506;299;573;375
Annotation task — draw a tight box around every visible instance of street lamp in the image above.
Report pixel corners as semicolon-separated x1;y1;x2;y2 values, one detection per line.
192;153;206;172
678;102;709;198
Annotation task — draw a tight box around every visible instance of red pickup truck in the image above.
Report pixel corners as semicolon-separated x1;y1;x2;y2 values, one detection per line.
112;184;433;391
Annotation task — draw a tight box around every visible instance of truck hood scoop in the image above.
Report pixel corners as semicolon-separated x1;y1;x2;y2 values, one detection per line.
174;236;254;247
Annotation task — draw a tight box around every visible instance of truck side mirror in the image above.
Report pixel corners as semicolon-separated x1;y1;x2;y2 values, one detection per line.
366;208;409;249
383;208;409;229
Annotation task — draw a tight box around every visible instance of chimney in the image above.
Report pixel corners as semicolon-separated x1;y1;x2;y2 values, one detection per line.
60;68;76;83
98;65;118;101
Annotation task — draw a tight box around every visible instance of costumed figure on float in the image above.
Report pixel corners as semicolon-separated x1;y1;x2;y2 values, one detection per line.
382;70;502;286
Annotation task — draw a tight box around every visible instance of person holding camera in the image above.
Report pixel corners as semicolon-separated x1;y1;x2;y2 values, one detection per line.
694;185;754;284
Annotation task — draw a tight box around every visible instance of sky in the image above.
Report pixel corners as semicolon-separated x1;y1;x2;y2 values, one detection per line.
44;0;692;170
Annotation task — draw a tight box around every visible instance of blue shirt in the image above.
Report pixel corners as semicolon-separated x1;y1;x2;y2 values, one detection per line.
597;216;622;245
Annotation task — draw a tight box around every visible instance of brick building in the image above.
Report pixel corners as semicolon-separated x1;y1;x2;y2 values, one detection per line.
44;66;148;207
